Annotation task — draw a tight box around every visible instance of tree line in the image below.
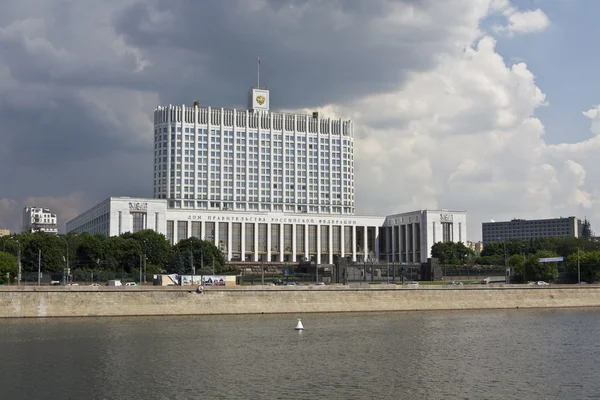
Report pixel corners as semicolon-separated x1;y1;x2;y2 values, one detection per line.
431;235;600;283
0;230;230;284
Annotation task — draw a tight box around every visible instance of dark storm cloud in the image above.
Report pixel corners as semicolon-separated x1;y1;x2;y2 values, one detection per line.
113;0;466;108
0;0;487;232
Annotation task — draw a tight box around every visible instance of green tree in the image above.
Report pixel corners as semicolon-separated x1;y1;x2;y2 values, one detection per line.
431;242;475;266
168;250;186;275
508;253;525;279
121;230;171;268
20;232;67;276
0;252;18;284
565;250;600;283
101;236;143;274
74;233;105;269
172;237;230;274
431;242;456;264
520;250;559;282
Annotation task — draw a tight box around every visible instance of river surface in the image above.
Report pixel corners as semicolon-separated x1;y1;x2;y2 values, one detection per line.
1;308;599;399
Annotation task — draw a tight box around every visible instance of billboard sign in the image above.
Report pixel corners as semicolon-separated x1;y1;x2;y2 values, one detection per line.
202;275;226;286
538;257;564;263
179;275;203;286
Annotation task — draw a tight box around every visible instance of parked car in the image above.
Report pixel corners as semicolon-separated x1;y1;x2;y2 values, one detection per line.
125;282;137;286
536;281;549;286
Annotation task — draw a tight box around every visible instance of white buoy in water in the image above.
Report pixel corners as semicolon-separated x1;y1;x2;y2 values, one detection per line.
295;318;304;331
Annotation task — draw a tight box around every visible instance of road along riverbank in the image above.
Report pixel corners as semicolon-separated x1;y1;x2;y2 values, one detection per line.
1;285;599;318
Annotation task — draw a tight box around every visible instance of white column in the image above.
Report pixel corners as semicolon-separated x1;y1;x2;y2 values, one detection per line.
172;220;178;244
390;226;395;263
375;227;380;261
328;226;333;264
227;221;233;262
292;224;297;263
187;221;191;239
352;225;357;262
267;222;272;263
241;222;246;262
412;223;417;263
304;224;309;261
316;225;321;265
364;226;369;261
254;223;259;262
279;224;284;262
405;224;410;263
340;226;345;258
214;222;220;249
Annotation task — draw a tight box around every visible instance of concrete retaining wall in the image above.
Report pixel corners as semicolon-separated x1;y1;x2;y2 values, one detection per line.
1;285;600;318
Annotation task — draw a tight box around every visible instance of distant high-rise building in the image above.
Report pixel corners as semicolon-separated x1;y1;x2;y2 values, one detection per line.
482;217;581;245
22;207;58;234
152;87;355;215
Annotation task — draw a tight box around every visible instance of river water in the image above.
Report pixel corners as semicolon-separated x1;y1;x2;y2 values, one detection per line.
1;308;599;400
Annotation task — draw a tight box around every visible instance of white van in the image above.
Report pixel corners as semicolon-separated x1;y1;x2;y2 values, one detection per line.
107;280;122;287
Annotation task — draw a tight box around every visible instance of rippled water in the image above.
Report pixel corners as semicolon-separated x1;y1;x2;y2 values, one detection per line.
1;308;599;399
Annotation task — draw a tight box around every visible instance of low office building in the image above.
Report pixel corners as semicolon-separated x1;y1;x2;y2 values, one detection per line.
67;197;467;265
0;229;10;237
482;217;581;245
22;207;58;234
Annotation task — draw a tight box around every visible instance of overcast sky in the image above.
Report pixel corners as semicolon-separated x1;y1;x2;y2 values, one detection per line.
1;0;600;240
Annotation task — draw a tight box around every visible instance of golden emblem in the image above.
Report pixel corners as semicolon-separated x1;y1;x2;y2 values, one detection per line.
256;95;265;105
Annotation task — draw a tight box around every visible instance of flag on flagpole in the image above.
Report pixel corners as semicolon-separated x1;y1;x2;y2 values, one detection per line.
257;56;260;65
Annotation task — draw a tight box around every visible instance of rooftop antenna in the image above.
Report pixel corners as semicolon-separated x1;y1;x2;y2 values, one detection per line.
257;55;260;89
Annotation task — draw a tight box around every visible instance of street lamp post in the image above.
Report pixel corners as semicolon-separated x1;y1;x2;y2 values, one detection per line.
4;237;19;285
577;248;581;284
16;240;21;288
60;236;72;285
139;254;142;284
190;240;195;276
37;248;41;286
142;240;148;284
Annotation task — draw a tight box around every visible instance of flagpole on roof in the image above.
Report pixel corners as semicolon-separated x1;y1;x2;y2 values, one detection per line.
257;55;260;89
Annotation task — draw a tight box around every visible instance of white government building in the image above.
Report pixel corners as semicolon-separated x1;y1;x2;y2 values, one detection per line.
23;206;58;234
67;87;467;264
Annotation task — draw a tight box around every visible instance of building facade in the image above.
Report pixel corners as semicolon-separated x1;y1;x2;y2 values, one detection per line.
66;197;166;237
67;197;467;265
67;87;468;265
482;217;581;244
153;87;355;215
22;207;58;234
0;229;10;237
381;210;468;264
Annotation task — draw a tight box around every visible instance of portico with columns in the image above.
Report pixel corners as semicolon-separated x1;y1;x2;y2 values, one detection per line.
165;210;385;265
67;197;468;266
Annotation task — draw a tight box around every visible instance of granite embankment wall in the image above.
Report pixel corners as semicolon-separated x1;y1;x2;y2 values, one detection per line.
1;285;600;318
